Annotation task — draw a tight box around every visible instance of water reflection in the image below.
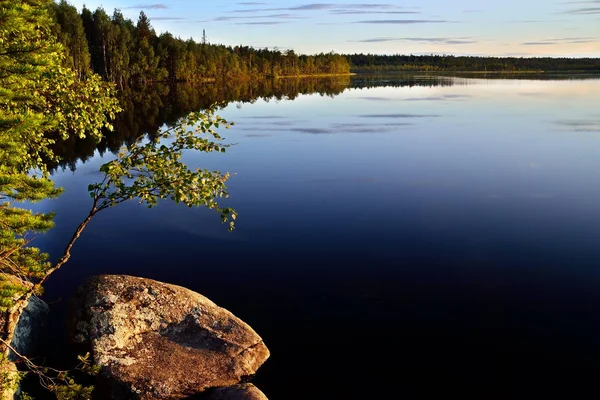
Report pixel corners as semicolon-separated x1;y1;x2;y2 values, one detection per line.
49;74;483;171
47;72;600;173
38;73;600;399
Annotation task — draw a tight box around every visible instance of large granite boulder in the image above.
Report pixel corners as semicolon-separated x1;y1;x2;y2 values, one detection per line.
68;275;269;400
205;384;268;400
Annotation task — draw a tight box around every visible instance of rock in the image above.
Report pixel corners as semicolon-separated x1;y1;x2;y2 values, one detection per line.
0;273;49;400
205;384;268;400
68;275;269;400
9;296;50;361
0;359;20;400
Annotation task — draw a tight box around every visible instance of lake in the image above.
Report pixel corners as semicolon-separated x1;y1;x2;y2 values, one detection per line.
34;74;600;397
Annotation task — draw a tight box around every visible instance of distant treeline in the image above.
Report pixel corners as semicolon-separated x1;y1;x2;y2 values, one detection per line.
49;0;598;89
49;1;351;87
348;54;600;72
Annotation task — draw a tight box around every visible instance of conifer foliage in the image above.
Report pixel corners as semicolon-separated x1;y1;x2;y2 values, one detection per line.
0;0;120;307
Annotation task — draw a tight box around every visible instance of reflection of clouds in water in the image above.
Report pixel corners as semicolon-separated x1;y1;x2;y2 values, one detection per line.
518;92;545;97
404;96;445;101
359;113;442;118
356;94;471;102
236;122;413;135
443;94;471;99
486;193;556;199
403;94;472;101
522;193;555;199
331;123;372;128
332;122;414;127
339;127;391;133
291;127;395;134
289;128;334;134
407;180;457;188
333;121;415;132
356;96;395;101
236;127;285;131
240;115;288;119
253;120;298;126
236;119;302;126
554;119;600;132
309;177;378;184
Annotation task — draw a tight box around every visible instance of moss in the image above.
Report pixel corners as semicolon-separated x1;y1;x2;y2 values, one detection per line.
0;354;23;400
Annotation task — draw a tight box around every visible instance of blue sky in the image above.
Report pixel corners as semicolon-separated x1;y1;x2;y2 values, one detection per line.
68;1;599;56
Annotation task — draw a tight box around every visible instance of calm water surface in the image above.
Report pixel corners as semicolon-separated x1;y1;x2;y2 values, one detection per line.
35;75;600;397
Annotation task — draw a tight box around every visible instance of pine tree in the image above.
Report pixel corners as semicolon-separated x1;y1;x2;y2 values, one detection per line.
0;0;119;306
130;11;165;84
48;0;91;79
91;7;112;78
108;9;134;88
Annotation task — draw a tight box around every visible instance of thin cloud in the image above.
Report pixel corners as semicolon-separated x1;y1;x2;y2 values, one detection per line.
502;52;534;56
123;3;168;9
149;17;185;21
330;10;419;15
560;7;600;14
353;19;449;24
288;4;338;10
554;119;600;132
549;36;598;43
509;19;558;23
210;13;303;21
236;21;287;25
522;41;557;45
446;40;477;44
231;3;408;13
353;37;475;44
353;37;401;42
288;3;399;10
521;37;598;45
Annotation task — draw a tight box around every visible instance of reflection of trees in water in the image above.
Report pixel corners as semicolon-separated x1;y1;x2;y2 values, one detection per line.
350;74;457;89
49;77;352;171
49;74;470;171
351;72;600;89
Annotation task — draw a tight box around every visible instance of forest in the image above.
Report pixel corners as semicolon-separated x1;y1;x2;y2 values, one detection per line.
49;0;351;87
48;0;599;87
348;53;600;72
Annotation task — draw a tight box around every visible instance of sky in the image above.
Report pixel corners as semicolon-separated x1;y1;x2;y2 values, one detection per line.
67;1;600;57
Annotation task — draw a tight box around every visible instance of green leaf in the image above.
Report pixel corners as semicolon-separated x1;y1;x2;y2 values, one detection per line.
99;162;111;173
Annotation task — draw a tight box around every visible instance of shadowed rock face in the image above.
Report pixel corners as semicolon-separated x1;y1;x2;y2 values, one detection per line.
68;275;269;400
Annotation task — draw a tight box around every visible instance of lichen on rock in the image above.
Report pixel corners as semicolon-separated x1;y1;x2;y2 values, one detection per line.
68;275;270;400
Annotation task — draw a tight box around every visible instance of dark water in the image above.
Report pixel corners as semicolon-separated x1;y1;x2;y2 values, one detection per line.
32;74;600;397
